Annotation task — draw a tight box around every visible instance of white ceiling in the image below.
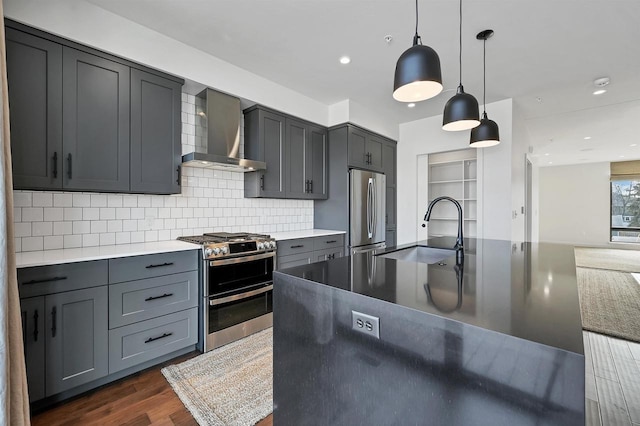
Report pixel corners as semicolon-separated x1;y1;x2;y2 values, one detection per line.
86;0;640;167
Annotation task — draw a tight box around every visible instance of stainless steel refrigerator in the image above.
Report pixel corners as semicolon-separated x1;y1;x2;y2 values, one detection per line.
349;169;386;254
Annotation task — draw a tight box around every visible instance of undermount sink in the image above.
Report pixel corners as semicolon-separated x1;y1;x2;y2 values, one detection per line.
377;246;454;265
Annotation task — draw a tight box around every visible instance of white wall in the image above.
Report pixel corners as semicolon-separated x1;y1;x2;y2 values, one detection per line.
327;99;399;140
397;99;514;245
538;162;610;245
511;104;531;242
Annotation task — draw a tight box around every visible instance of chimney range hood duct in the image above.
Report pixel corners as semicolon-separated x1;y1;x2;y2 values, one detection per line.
181;88;266;172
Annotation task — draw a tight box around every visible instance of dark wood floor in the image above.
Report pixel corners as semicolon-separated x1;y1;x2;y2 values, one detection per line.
31;352;273;426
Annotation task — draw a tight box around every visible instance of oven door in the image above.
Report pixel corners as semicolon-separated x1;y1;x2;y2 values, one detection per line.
208;251;275;296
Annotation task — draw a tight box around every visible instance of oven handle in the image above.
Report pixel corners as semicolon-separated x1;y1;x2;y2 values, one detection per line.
209;284;273;306
209;251;275;267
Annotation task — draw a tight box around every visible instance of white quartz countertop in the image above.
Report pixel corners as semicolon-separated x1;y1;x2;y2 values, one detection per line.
15;240;199;268
270;229;345;241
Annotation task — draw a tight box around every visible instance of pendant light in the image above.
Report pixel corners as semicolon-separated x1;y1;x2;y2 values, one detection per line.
442;0;480;131
393;0;443;102
470;29;500;147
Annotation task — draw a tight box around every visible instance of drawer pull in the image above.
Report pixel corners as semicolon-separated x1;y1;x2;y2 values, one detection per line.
145;293;174;302
22;276;68;285
291;245;305;249
145;332;173;344
325;240;337;244
145;262;174;269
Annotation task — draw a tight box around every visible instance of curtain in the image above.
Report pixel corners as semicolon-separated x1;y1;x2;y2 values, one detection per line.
0;5;31;426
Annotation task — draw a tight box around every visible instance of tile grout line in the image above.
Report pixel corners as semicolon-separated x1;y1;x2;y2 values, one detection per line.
606;335;634;425
588;332;605;426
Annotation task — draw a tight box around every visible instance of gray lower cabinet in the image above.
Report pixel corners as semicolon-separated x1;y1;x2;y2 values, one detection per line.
385;229;397;248
45;286;109;396
276;234;344;270
20;296;45;402
130;69;182;194
109;307;198;374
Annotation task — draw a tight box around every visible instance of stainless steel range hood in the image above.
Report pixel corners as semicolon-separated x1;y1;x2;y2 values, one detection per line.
181;88;266;172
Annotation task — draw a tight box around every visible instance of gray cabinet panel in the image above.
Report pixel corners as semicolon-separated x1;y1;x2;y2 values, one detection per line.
286;118;307;198
21;296;45;402
261;111;286;197
6;28;63;190
382;142;396;186
315;247;344;262
347;127;368;169
366;136;384;171
109;250;198;283
308;125;328;199
385;229;397;248
63;47;130;192
386;186;396;228
130;69;182;194
277;252;313;270
17;260;108;299
278;238;315;257
109;271;198;328
108;308;198;374
313;234;344;251
45;286;108;396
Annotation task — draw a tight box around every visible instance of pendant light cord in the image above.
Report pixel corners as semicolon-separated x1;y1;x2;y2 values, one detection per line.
458;0;462;85
414;0;422;45
483;38;486;114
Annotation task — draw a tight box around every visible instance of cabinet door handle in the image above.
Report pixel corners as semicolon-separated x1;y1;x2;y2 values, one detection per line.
326;240;337;244
52;152;58;178
33;310;39;342
260;174;265;190
291;245;305;249
22;276;68;285
304;180;308;193
145;293;174;302
176;166;181;185
145;262;174;269
309;180;313;193
67;154;72;179
51;306;57;338
145;332;173;344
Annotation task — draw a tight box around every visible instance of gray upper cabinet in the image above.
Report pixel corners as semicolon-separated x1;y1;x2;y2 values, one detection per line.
62;47;130;192
285;119;327;199
382;142;396;186
245;107;286;198
245;105;327;200
348;126;383;172
5;20;184;195
45;286;108;396
6;28;63;190
130;69;182;194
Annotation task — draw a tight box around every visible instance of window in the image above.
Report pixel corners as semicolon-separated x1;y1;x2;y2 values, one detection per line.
611;160;640;242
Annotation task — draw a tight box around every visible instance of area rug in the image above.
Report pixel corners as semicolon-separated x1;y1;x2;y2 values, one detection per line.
574;247;640;273
576;267;640;343
162;328;273;426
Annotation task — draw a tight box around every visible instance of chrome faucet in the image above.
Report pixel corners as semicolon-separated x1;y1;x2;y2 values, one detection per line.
422;196;464;251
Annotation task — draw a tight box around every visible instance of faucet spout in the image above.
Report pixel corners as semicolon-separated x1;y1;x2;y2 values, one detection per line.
422;196;464;251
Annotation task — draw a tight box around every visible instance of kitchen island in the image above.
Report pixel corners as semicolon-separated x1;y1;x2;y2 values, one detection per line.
272;237;585;425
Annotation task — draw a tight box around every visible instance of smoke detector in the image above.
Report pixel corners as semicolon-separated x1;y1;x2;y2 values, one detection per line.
593;77;610;95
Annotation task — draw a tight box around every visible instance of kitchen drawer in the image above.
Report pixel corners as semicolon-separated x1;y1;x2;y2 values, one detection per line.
108;307;198;374
109;250;198;283
313;234;344;251
277;238;315;256
277;252;313;270
315;247;344;262
109;271;199;328
18;260;108;298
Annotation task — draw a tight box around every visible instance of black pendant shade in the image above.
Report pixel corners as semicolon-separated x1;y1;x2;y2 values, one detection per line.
470;112;500;147
470;29;500;148
392;0;443;102
442;85;480;131
393;41;443;102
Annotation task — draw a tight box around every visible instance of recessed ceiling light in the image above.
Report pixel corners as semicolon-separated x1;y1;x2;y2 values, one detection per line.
339;56;351;65
544;153;550;156
631;144;638;147
407;103;416;108
593;89;607;95
584;136;591;140
548;161;553;165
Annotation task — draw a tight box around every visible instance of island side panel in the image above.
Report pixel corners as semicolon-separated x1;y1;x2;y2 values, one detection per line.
273;272;585;426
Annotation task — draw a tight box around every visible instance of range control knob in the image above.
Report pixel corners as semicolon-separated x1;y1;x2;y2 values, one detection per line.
270;241;277;249
204;248;213;257
213;247;221;255
221;246;228;254
257;242;265;250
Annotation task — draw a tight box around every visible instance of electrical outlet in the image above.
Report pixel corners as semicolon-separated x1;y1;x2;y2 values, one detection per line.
352;310;380;339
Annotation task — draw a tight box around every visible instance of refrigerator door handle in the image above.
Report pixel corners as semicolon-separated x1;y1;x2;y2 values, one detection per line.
367;178;373;238
372;178;377;240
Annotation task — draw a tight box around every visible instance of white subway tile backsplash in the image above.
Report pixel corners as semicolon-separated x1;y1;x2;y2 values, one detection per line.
12;90;314;252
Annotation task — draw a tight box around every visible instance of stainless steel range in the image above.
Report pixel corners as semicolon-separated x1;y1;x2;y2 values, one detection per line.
177;232;276;352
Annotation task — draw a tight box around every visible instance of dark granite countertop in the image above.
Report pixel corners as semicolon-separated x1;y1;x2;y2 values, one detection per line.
275;237;584;355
